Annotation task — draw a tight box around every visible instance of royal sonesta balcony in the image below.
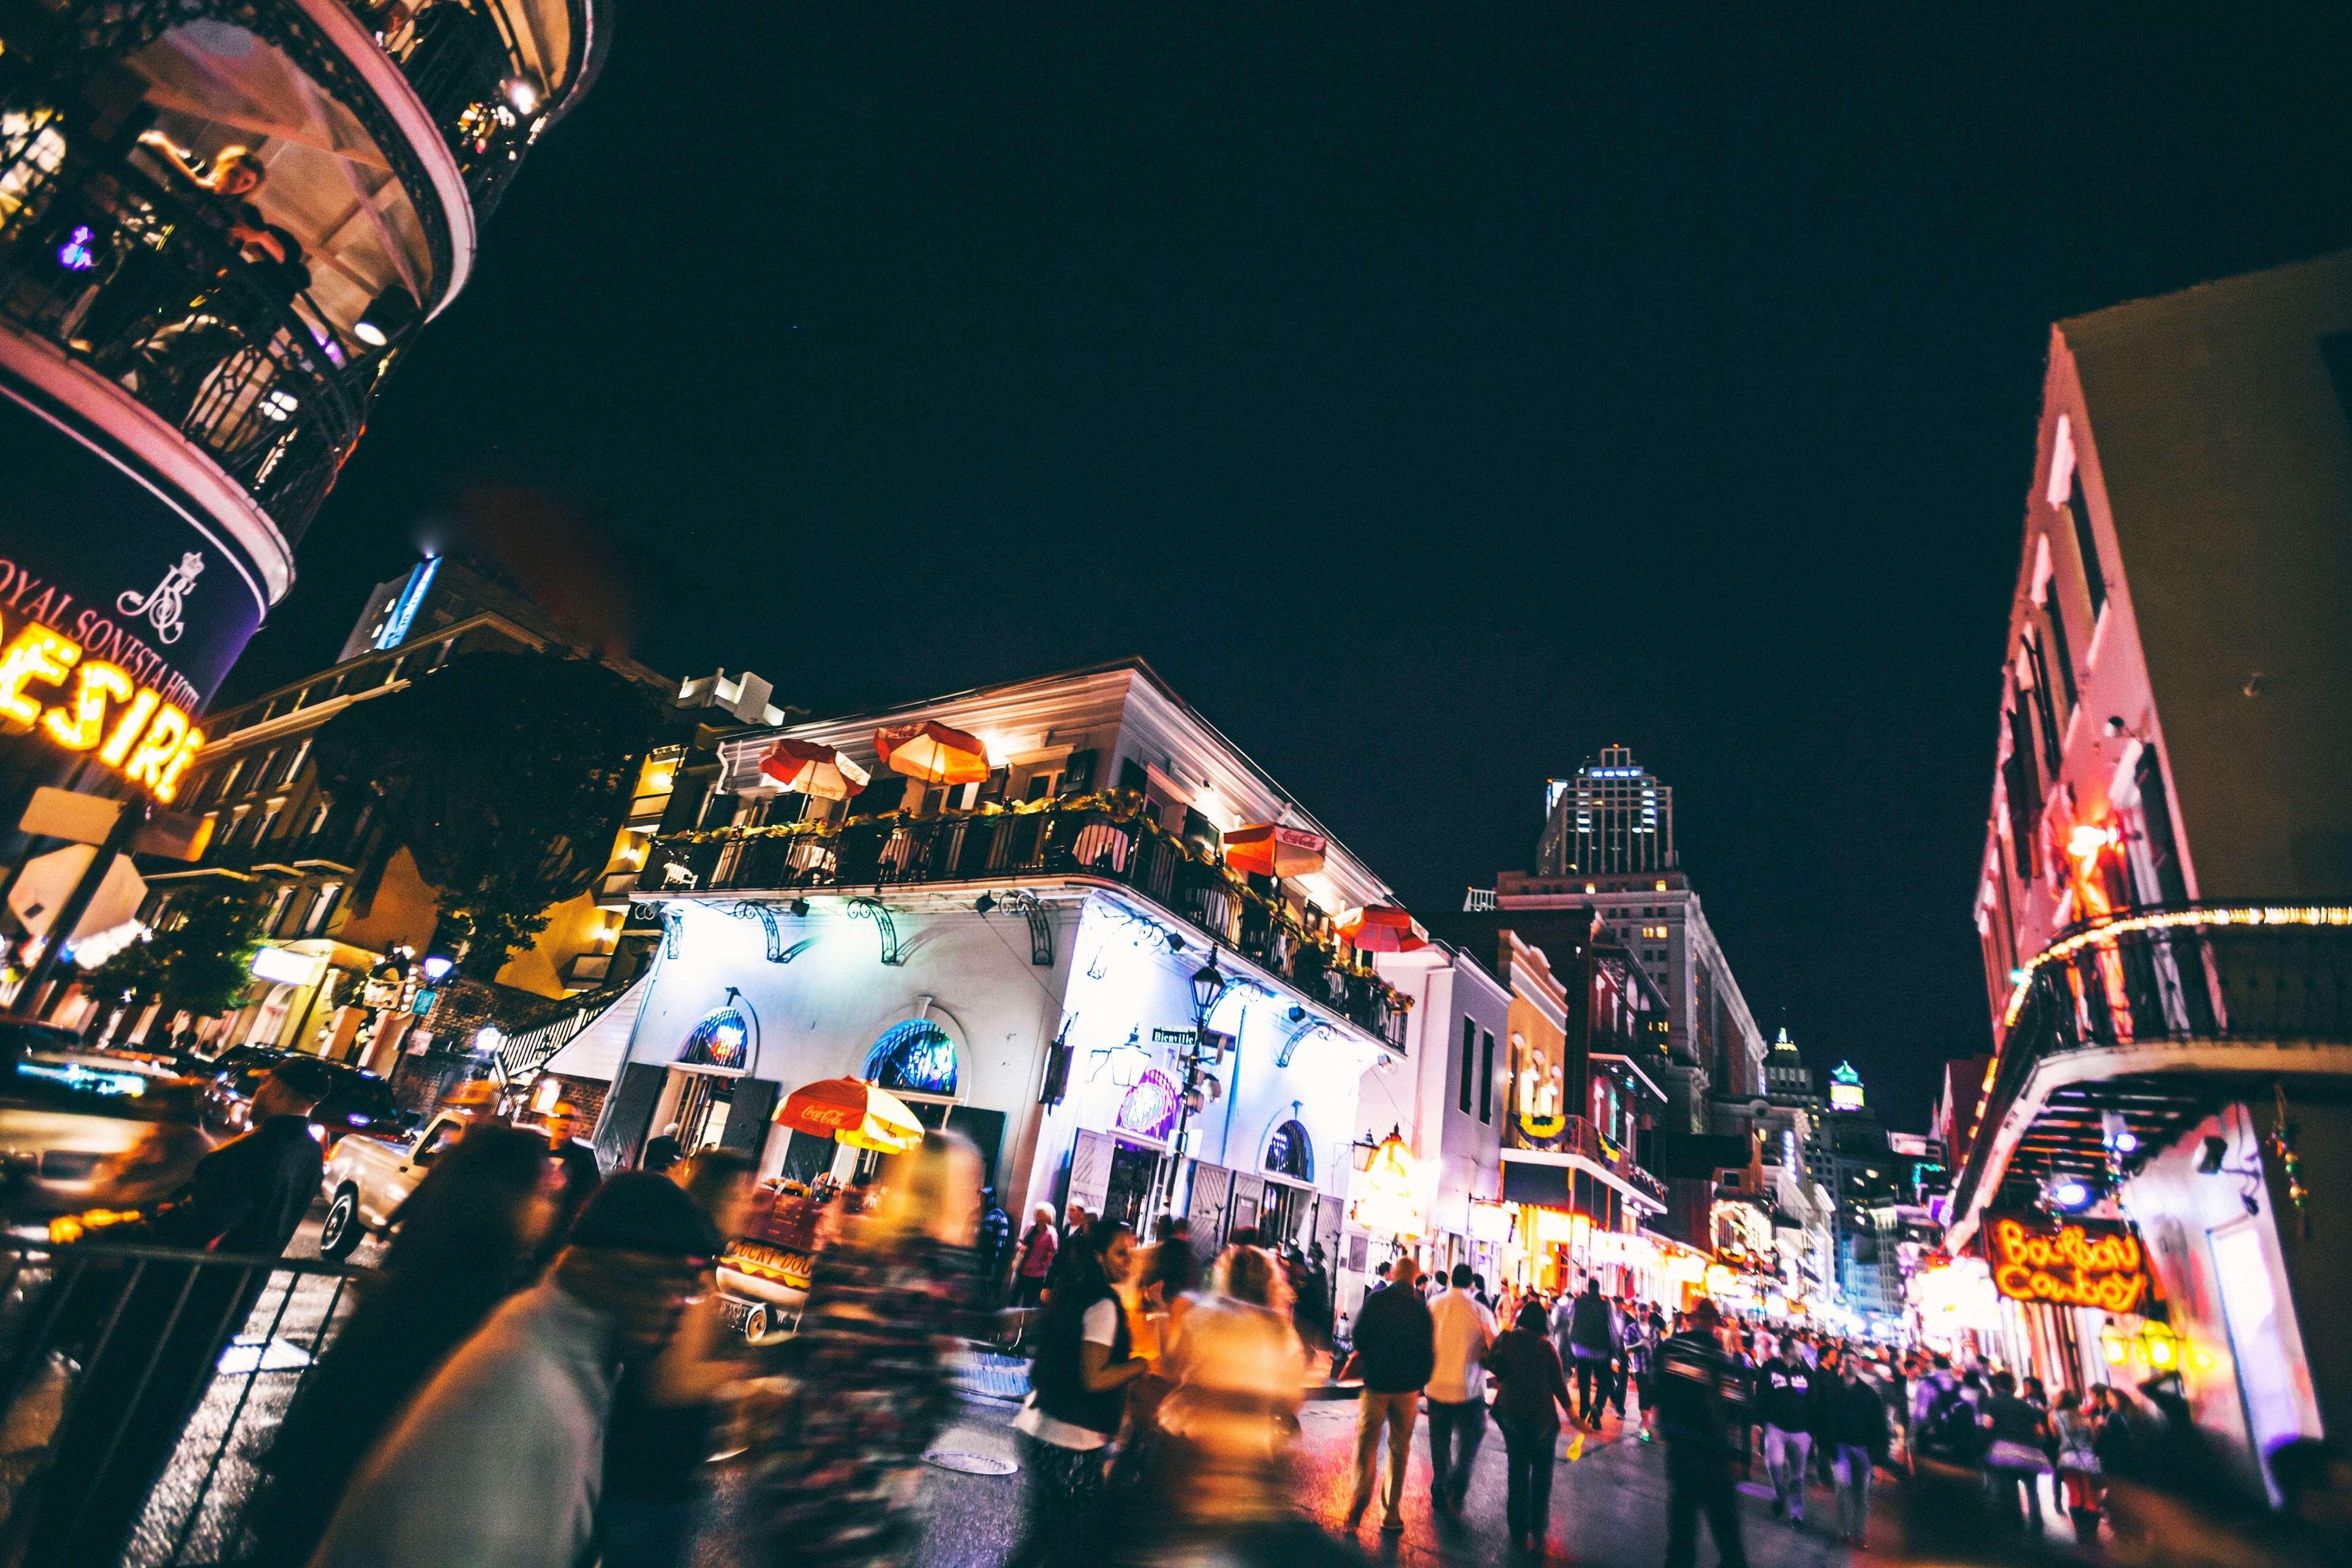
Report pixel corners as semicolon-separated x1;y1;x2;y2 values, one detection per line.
638;796;1412;1050
1949;902;2352;1239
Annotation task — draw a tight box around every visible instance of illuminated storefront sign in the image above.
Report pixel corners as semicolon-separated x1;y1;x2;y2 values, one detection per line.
0;616;204;801
1985;1217;2150;1313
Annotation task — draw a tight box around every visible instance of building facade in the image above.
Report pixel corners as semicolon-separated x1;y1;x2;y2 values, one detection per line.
1946;251;2352;1495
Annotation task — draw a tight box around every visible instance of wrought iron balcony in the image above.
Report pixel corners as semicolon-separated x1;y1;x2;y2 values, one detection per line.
345;1;561;216
1507;1110;1665;1204
1953;903;2352;1220
0;137;379;543
641;801;1411;1050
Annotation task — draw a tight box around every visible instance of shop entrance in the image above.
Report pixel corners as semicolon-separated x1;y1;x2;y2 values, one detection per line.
677;1072;736;1154
1101;1140;1163;1231
1262;1180;1319;1252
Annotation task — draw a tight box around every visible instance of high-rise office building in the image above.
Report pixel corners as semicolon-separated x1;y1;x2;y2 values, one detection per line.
1537;746;1675;877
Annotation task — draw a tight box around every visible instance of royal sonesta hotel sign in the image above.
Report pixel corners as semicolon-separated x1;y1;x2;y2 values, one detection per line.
1;385;275;801
1983;1216;2152;1313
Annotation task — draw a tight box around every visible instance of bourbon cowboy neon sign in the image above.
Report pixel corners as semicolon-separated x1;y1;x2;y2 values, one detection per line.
0;612;203;802
1986;1218;2150;1313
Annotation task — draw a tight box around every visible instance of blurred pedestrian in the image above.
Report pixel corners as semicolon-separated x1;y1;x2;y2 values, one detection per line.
1825;1350;1890;1547
744;1131;981;1568
21;1056;331;1567
246;1125;557;1567
1011;1219;1145;1567
1657;1299;1750;1568
2051;1387;2103;1543
1485;1297;1577;1555
1424;1263;1494;1519
977;1188;1014;1307
603;1148;759;1568
1142;1213;1202;1311
1014;1202;1060;1309
1756;1337;1815;1525
541;1101;605;1255
307;1174;721;1568
1983;1370;2052;1532
1044;1204;1093;1303
641;1121;684;1174
1564;1278;1616;1429
1341;1255;1433;1534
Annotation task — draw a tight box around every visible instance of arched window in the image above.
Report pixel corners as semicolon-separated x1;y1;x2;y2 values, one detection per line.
863;1019;958;1097
1265;1119;1313;1182
678;1007;750;1071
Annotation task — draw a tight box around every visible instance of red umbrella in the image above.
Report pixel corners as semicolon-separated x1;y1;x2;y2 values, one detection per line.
758;738;870;801
1338;905;1425;953
773;1076;925;1152
875;720;991;786
1223;822;1327;878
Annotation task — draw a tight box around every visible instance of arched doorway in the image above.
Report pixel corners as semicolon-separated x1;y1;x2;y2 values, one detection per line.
671;1006;752;1155
1261;1118;1318;1251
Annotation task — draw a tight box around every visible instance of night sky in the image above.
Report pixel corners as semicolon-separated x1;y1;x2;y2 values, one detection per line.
224;7;2352;1126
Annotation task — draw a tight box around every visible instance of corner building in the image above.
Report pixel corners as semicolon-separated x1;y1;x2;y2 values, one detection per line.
0;0;606;845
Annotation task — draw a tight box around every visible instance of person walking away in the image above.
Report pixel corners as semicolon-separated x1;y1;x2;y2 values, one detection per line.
1982;1370;2053;1532
1754;1338;1815;1525
976;1188;1014;1310
308;1174;721;1568
1628;1307;1665;1441
1826;1352;1890;1547
1565;1278;1615;1429
1657;1299;1751;1568
540;1101;605;1264
1009;1219;1146;1567
1044;1204;1093;1303
2051;1388;2103;1544
1424;1263;1495;1520
244;1125;558;1567
22;1056;331;1567
1341;1254;1434;1534
1297;1242;1334;1366
1485;1297;1577;1555
605;1148;760;1568
743;1133;983;1568
640;1121;684;1174
1014;1203;1060;1310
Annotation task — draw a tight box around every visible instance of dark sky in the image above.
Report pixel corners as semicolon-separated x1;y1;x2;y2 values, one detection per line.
225;6;2352;1126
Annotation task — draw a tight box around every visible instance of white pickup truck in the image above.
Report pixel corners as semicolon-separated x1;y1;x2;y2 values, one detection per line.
317;1111;535;1259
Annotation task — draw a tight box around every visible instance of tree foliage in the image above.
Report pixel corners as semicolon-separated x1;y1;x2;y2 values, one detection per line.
309;651;661;978
92;883;271;1020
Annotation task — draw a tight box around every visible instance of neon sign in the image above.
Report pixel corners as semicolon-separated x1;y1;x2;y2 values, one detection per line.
0;616;203;801
1986;1218;2149;1313
1117;1068;1180;1141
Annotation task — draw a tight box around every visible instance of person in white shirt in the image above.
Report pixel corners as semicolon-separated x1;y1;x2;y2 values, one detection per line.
1424;1262;1498;1518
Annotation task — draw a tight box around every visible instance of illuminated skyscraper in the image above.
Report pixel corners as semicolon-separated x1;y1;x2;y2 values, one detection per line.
1536;745;1675;876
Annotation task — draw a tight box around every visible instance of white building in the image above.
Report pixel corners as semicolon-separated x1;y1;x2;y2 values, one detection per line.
559;662;1419;1268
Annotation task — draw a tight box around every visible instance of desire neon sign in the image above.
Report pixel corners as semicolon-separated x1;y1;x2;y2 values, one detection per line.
1986;1218;2149;1313
0;616;203;801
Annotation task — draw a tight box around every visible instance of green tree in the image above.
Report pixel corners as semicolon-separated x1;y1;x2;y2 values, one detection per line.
310;650;660;979
92;883;271;1022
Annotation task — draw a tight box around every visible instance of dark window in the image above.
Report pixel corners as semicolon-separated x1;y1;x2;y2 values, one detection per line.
2068;473;2105;621
1479;1030;1495;1123
2039;580;2079;714
2133;747;2190;906
1118;758;1149;794
2004;704;2042;881
2022;633;2064;775
1458;1017;1476;1113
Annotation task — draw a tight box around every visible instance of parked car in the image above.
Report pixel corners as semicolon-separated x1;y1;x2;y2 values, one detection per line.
1;1020;213;1224
317;1109;543;1259
197;1048;410;1148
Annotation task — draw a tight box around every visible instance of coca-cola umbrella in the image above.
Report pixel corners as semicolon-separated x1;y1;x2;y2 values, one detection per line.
772;1076;925;1153
757;738;871;801
1337;904;1426;953
1223;822;1327;878
874;720;991;786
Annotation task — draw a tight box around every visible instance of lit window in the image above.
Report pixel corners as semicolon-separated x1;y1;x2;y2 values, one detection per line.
864;1018;957;1096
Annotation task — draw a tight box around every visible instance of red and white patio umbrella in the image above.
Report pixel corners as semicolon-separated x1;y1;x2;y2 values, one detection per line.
773;1076;925;1153
757;738;870;801
1223;822;1327;879
1337;904;1426;953
874;720;991;786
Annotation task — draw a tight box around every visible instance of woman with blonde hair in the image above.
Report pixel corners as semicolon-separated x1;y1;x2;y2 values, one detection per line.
742;1132;981;1568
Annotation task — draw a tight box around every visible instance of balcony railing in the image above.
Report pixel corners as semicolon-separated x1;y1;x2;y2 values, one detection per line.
1508;1110;1666;1203
349;1;554;216
1954;903;2352;1218
642;800;1411;1049
0;130;380;542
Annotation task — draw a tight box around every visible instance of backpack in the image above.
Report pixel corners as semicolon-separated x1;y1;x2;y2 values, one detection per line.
1920;1382;1983;1461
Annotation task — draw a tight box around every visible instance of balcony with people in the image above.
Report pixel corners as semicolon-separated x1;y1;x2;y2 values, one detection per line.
638;789;1412;1049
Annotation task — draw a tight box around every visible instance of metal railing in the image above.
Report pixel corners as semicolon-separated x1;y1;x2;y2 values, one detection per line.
1953;904;2352;1220
0;127;380;545
0;1237;364;1567
644;804;1412;1049
347;1;552;215
1507;1112;1667;1202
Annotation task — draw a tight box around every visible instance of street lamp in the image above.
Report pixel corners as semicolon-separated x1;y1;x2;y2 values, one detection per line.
1190;949;1226;1023
1151;950;1229;1223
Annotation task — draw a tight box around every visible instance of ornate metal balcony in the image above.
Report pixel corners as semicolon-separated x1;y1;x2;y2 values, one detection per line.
1507;1110;1666;1204
345;1;573;216
1953;903;2352;1222
641;800;1412;1050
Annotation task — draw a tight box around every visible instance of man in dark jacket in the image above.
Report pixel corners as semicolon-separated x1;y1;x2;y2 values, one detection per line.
26;1055;332;1567
974;1189;1014;1308
1344;1256;1434;1534
1656;1300;1751;1568
1755;1340;1816;1524
1826;1359;1891;1547
1565;1278;1617;1429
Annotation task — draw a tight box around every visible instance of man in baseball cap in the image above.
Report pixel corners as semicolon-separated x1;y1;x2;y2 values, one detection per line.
310;1174;723;1567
